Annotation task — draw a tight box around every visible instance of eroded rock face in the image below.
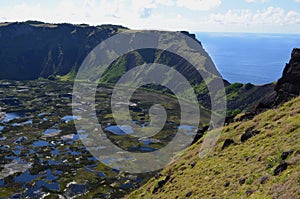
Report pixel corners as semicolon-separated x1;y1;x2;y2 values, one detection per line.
276;48;300;96
256;48;300;111
268;48;300;107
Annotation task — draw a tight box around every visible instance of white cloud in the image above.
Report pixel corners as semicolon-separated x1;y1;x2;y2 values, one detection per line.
294;0;300;2
0;0;221;25
0;2;52;22
245;0;270;3
1;1;300;33
154;0;175;6
176;0;221;11
131;0;157;18
210;7;300;25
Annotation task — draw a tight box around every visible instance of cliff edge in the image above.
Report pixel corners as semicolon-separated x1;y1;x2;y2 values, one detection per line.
257;48;300;111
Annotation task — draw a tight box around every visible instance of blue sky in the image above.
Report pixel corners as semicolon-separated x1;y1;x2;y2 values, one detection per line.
1;0;300;33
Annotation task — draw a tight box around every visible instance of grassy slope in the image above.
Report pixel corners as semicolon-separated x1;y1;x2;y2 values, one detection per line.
127;96;300;199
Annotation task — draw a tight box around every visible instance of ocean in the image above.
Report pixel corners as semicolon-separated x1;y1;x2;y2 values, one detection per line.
196;32;300;85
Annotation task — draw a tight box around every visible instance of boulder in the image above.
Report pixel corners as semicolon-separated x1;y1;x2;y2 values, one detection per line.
186;191;193;197
191;126;209;145
274;161;288;176
281;150;294;160
260;176;268;184
152;175;171;194
241;129;260;143
239;178;246;185
221;139;235;150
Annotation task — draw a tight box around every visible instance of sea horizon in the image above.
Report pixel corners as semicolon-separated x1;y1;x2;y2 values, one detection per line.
196;32;300;85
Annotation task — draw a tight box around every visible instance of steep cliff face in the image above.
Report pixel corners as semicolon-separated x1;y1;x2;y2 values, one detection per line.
256;48;300;111
0;21;225;110
0;21;126;80
275;48;300;97
0;21;212;81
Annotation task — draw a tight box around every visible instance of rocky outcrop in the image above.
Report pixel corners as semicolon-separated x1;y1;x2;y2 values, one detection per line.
276;48;300;96
256;48;300;111
272;48;300;107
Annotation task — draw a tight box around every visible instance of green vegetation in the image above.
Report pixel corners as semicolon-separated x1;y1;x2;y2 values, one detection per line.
56;66;77;81
225;83;243;101
127;96;300;199
99;58;127;84
226;108;242;117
